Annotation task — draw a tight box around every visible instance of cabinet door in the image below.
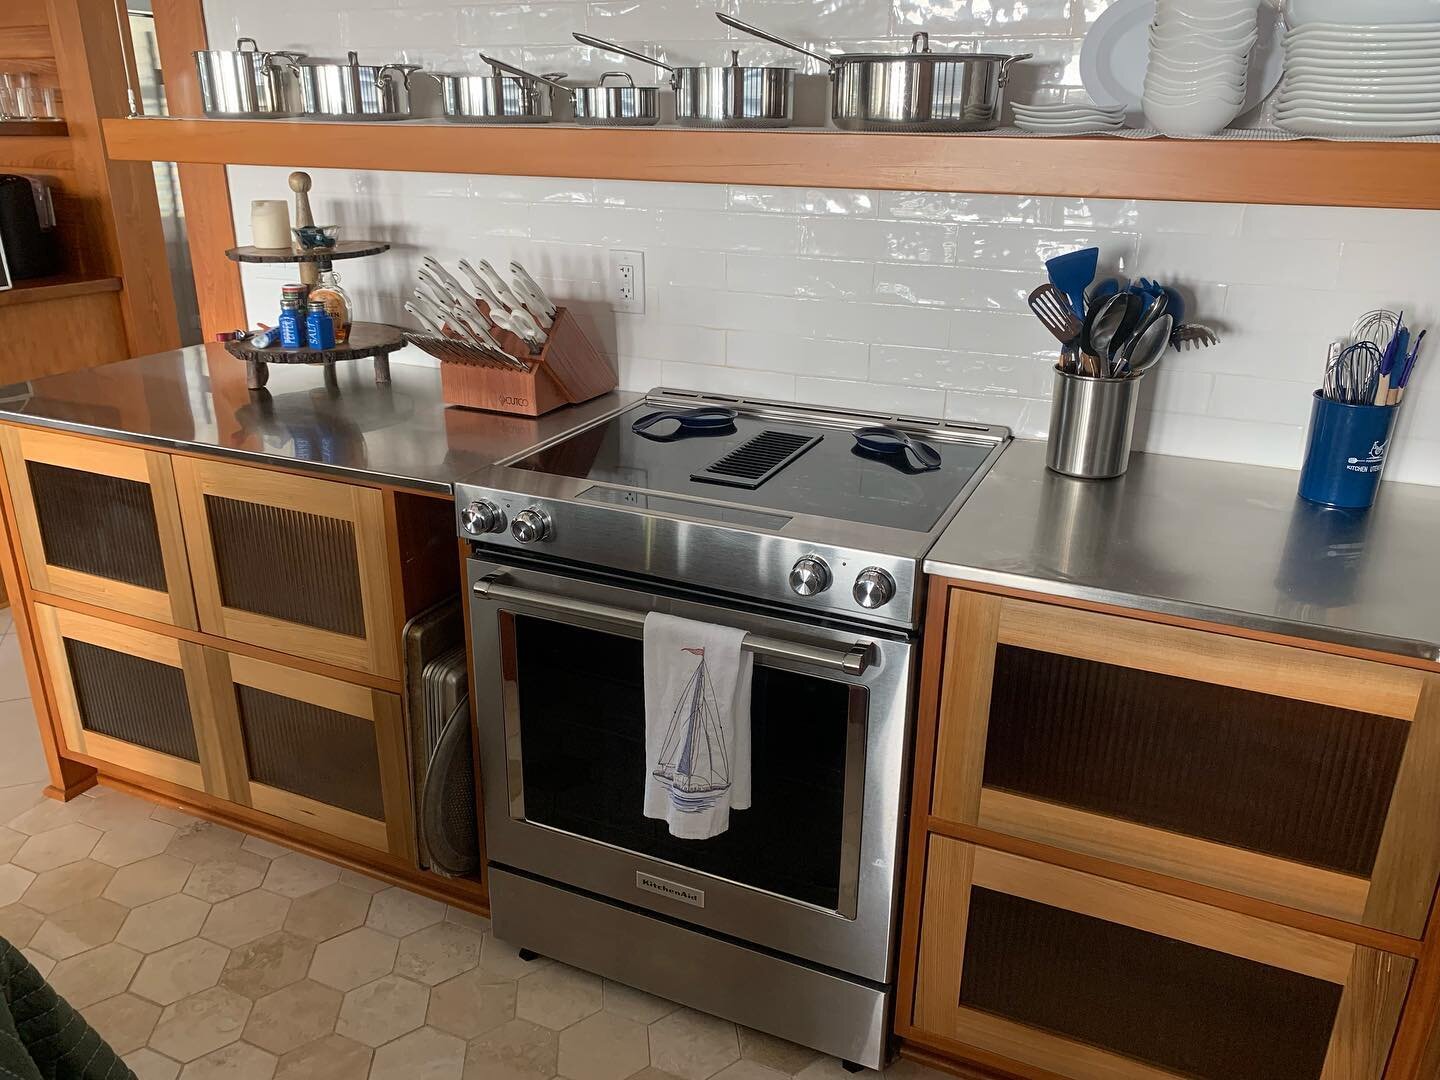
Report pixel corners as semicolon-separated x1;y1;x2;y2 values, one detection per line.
172;457;399;679
208;650;413;860
0;426;195;628
930;591;1440;937
913;837;1412;1080
33;605;224;796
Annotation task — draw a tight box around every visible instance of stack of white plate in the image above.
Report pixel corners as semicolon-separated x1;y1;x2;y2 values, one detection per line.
1012;101;1127;133
1143;0;1261;135
1276;0;1440;137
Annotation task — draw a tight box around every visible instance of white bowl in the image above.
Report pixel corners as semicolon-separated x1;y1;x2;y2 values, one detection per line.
1284;0;1440;28
1149;31;1258;56
1144;88;1246;109
1146;66;1247;88
1147;50;1250;71
1142;95;1241;134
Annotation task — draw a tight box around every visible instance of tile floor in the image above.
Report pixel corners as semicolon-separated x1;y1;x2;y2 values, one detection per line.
0;615;947;1080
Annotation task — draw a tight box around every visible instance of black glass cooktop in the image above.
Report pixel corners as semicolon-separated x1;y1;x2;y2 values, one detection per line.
507;410;993;533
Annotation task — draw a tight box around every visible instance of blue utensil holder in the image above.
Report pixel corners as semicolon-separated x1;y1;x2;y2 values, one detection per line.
1297;391;1399;509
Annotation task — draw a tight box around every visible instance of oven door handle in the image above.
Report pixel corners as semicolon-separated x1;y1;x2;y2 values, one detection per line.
473;574;875;676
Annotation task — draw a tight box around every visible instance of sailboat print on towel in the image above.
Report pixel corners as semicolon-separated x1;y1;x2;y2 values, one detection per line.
653;646;732;813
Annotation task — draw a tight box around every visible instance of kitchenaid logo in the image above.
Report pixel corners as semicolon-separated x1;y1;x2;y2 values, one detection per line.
635;872;705;908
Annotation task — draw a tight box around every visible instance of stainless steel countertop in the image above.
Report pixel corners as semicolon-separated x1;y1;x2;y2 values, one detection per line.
926;439;1440;663
0;345;638;494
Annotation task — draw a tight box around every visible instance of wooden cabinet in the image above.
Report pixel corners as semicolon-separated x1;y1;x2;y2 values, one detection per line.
206;649;414;861
172;456;400;679
0;427;196;627
913;836;1412;1080
928;592;1440;938
33;604;221;795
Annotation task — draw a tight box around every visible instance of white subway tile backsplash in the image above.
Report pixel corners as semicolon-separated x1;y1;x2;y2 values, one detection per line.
800;218;958;264
726;254;872;300
795;377;947;419
725;331;869;379
457;3;587;45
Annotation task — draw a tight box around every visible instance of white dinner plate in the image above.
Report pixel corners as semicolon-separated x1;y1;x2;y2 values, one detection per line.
1280;87;1440;103
1286;55;1440;70
1284;43;1440;59
1284;22;1440;38
1082;0;1281;122
1275;102;1440;118
1281;78;1440;92
1276;113;1440;134
1285;0;1440;27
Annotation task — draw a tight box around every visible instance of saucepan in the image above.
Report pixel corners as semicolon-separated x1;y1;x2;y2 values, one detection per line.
573;32;794;127
275;51;421;121
572;71;661;126
422;54;571;124
716;12;1031;132
194;38;304;118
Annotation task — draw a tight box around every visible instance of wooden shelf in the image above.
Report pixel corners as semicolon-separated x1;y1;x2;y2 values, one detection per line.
0;274;120;308
101;115;1440;209
0;119;66;137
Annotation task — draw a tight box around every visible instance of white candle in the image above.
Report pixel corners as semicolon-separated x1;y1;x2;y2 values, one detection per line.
251;200;291;249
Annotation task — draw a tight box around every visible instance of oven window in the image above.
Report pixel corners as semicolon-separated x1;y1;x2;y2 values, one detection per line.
513;614;857;911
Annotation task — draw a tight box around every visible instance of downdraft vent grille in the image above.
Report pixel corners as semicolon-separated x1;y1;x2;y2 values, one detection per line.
692;430;822;490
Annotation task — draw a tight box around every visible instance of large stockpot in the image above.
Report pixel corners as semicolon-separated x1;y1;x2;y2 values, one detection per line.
194;38;304;118
283;52;420;120
572;72;660;126
422;55;571;124
717;13;1030;132
573;32;793;128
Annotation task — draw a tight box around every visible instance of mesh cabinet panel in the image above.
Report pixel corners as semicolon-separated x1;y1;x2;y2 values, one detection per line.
204;495;366;638
985;646;1409;876
28;461;168;590
237;684;384;820
64;639;198;761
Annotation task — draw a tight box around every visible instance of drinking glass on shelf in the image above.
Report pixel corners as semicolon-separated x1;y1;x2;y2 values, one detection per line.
0;73;38;119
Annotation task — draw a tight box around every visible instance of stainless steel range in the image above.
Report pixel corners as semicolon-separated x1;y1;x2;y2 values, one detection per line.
456;389;1008;1069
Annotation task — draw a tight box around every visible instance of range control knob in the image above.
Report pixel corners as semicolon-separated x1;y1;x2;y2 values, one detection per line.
788;556;832;597
460;500;505;536
853;567;896;610
511;508;553;544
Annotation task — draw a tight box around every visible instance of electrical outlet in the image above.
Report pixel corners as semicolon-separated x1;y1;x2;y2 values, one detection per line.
609;249;645;314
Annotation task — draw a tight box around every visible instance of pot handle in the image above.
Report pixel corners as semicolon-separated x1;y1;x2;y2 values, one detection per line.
573;32;676;76
478;52;575;97
262;52;301;76
998;52;1033;87
238;37;259;52
715;12;835;71
598;71;637;88
379;64;418;90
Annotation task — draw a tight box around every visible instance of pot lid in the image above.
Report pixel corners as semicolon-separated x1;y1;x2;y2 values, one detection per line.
833;31;1012;62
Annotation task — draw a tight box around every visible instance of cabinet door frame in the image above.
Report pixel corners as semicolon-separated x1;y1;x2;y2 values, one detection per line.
915;836;1413;1080
209;649;414;860
0;426;197;628
930;590;1440;938
172;456;399;679
33;604;223;794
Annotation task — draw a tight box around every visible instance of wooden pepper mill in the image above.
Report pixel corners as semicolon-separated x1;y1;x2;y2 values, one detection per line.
289;170;318;287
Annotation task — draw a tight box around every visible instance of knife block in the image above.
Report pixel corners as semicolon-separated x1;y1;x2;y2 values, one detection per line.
434;306;617;418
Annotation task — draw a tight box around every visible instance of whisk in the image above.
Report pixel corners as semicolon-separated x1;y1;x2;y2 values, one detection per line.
1323;341;1383;405
1350;309;1400;353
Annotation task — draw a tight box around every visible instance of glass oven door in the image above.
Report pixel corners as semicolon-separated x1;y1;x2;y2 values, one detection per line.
468;558;914;984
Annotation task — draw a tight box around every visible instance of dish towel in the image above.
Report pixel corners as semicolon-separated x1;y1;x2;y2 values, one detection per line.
643;612;752;840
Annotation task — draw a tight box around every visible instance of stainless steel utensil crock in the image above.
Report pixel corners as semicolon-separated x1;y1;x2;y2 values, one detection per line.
1046;366;1145;479
573;33;793;127
287;52;419;120
718;13;1030;132
194;38;303;118
572;72;660;126
423;54;571;124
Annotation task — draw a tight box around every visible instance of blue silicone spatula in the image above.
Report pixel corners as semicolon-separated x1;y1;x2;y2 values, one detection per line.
1047;247;1099;320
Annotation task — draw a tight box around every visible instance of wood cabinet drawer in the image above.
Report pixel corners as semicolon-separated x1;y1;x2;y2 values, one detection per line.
1;426;195;628
931;591;1440;937
913;836;1412;1080
172;456;399;679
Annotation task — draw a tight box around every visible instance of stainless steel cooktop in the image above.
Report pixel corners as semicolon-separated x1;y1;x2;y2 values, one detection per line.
455;389;1010;629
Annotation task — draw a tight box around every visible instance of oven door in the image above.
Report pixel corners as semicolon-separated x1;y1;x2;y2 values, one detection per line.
468;557;914;985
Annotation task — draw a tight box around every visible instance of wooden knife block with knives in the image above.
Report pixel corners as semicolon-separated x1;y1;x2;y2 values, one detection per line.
436;306;617;417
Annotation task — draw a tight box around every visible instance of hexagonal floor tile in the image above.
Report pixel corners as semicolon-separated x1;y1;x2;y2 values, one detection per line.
21;859;114;913
463;1018;557;1080
242;979;343;1055
395;922;484;986
648;1008;740;1080
308;926;397;992
261;853;339;899
132;938;230;1006
103;855;189;908
21;948;54;978
12;823;101;872
477;936;551;982
738;1028;821;1075
713;1063;790;1080
176;1040;276;1080
118;893;210;954
91;819;177;868
182;854;269;904
48;942;142;1008
0;903;43;948
0;826;23;863
219;932;315;999
7;796;87;835
29;897;127;959
370;1026;465;1080
427;968;516;1039
557;1010;650;1080
149;986;253;1062
366;887;445;938
0;864;36;907
239;835;289;860
335;974;429;1048
201;890;290;948
604;981;677;1025
273;1034;372;1080
123;1047;181;1080
76;789;159;832
515;964;603;1032
282;884;370;942
166;822;246;864
82;992;161;1054
444;906;491;934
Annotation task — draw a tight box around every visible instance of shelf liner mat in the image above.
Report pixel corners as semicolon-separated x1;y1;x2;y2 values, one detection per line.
995;125;1440;143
